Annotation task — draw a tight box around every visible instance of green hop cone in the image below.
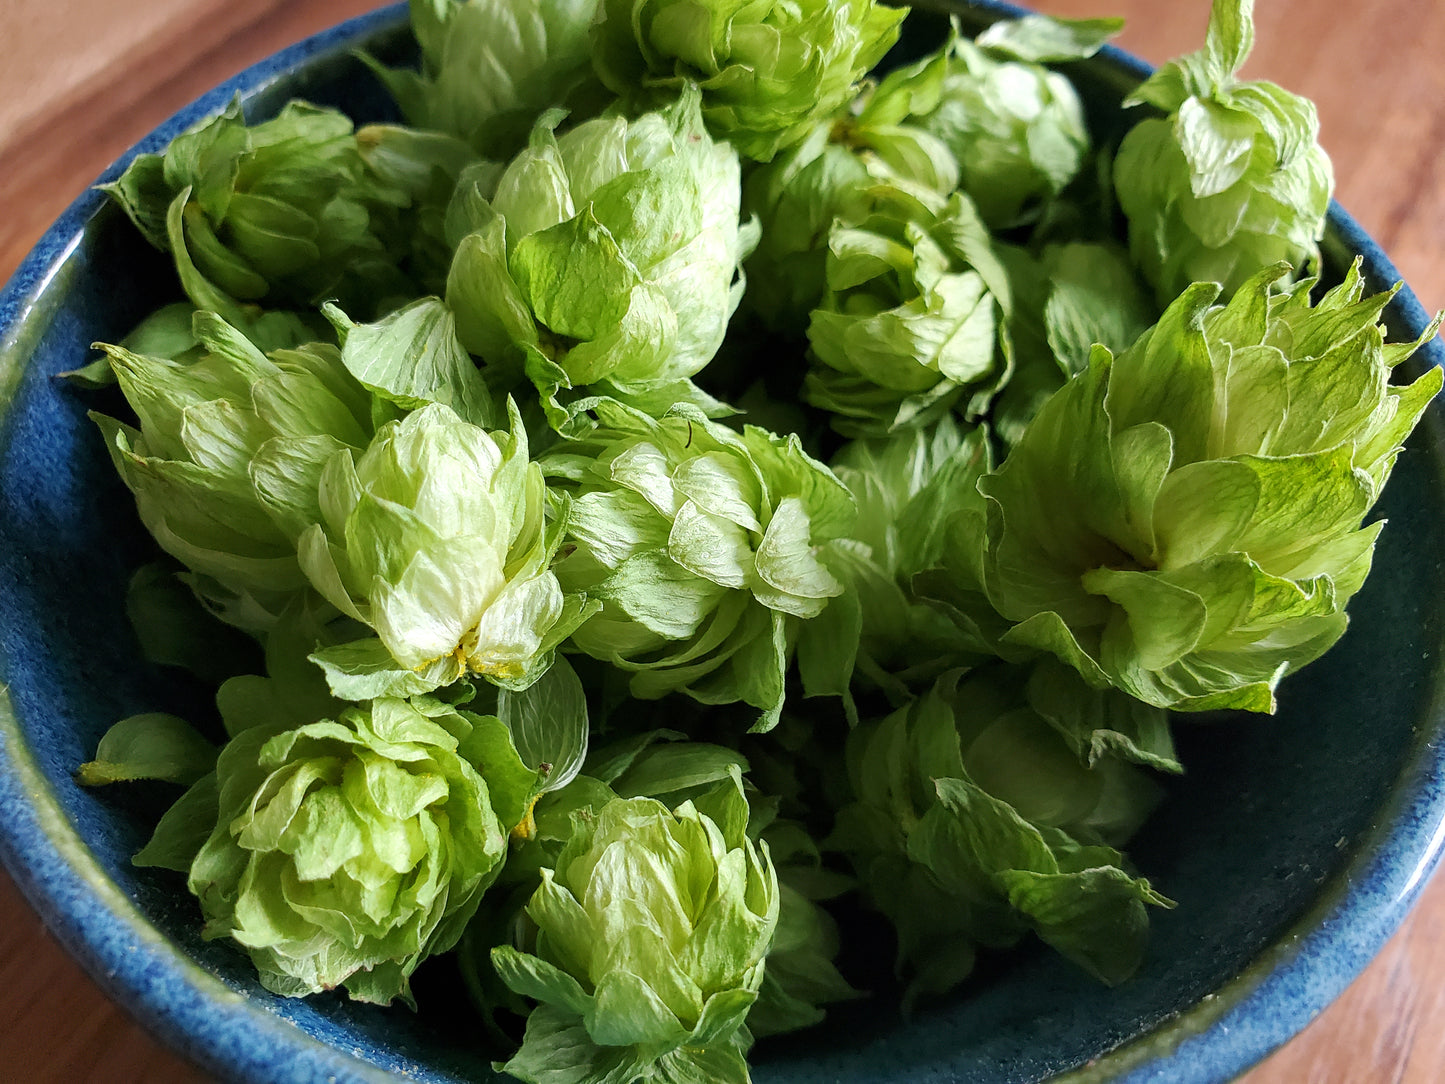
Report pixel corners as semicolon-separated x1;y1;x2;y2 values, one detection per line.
491;771;780;1084
160;696;536;1006
1112;0;1334;306
367;0;606;160
91;313;388;633
975;262;1443;712
804;184;1016;437
590;0;907;162
445;86;758;428
738;71;962;332
738;11;1116;330
830;665;1172;1004
101;98;410;322
570;733;857;1036
541;398;856;730
904;17;1110;230
297;400;593;697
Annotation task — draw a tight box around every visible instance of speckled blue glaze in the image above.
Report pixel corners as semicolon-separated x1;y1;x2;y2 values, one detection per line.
2;3;1443;1083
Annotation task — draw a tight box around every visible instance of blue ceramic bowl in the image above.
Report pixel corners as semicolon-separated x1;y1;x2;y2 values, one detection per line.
2;3;1443;1082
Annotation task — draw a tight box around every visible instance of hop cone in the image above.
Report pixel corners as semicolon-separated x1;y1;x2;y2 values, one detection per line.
92;313;385;632
591;0;907;162
492;773;779;1084
804;184;1015;436
174;696;534;1006
911;27;1093;229
445;87;757;427
974;263;1442;712
368;0;606;159
298;400;588;694
1113;0;1333;305
102;98;410;319
542;398;856;730
830;665;1172;1003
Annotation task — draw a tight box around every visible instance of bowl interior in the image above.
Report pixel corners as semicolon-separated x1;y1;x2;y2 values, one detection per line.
2;4;1444;1083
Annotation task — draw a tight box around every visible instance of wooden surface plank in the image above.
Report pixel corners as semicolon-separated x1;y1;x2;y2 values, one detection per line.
0;0;200;141
0;0;385;293
1;1;1443;1082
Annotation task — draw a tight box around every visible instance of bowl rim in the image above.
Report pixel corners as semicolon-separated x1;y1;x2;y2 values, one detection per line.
2;2;1445;1083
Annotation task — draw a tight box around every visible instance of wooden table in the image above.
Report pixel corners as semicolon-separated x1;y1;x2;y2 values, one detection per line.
2;0;1443;1080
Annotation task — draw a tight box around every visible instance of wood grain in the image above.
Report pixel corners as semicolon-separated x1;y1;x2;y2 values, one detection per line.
1;1;1443;1081
0;0;384;294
